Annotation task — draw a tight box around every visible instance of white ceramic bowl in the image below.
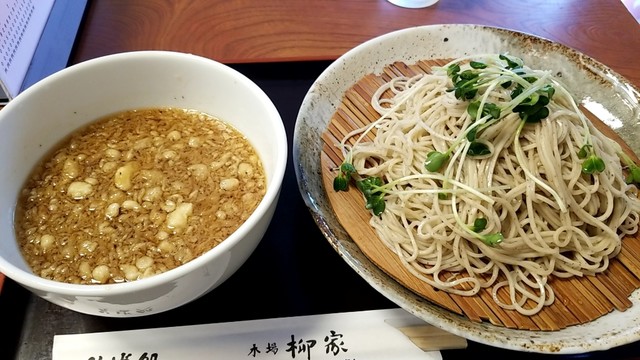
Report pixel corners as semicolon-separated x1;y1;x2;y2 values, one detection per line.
293;24;640;353
0;51;287;317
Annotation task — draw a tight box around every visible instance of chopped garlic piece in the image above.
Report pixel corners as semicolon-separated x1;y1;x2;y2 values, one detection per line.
135;256;154;270
114;162;138;190
105;203;120;219
92;265;110;284
188;164;209;180
122;200;141;211
121;264;139;281
62;159;80;179
166;202;193;230
167;130;181;141
105;148;121;159
143;186;163;202
220;178;239;191
40;234;55;250
67;181;93;199
238;162;254;179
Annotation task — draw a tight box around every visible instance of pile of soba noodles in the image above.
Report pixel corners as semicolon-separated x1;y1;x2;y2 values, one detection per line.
333;54;640;315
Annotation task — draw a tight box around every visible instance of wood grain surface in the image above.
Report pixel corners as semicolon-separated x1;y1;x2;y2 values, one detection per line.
71;0;640;87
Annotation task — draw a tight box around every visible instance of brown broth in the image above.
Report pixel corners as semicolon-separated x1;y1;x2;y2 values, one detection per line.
15;108;266;284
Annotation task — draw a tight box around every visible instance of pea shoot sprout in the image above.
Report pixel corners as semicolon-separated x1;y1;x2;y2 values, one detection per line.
468;217;504;246
619;151;640;185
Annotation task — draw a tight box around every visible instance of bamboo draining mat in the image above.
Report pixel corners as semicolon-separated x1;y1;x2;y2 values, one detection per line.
320;59;640;331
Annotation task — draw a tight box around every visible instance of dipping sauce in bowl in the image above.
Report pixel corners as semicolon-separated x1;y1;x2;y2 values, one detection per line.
16;107;266;285
0;50;287;317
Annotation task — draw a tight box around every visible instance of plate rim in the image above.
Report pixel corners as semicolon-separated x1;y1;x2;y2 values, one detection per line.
293;23;640;354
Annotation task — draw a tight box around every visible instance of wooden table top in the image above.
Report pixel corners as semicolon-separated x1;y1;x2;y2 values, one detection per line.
3;2;640;357
72;0;640;86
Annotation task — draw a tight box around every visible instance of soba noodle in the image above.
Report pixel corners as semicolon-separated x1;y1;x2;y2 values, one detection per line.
335;54;640;315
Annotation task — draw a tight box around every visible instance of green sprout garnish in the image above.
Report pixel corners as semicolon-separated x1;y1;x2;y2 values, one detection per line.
356;176;386;215
470;218;488;232
512;92;551;123
425;151;450;172
467;101;501;121
480;233;505;246
468;218;504;246
467;141;491;157
582;156;606;174
618;151;640;185
333;162;356;191
469;61;488;69
439;54;557;162
627;166;640;185
447;65;481;100
498;54;522;69
446;63;461;77
577;144;591;159
577;144;605;175
332;160;388;215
